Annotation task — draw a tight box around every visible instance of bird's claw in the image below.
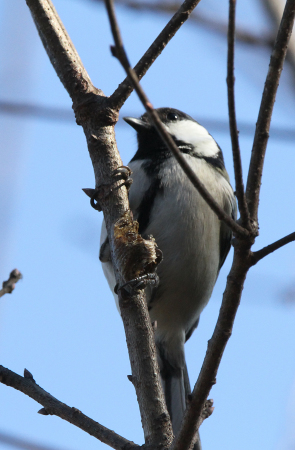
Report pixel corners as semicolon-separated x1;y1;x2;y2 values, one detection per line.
115;272;159;294
113;165;133;191
83;166;133;211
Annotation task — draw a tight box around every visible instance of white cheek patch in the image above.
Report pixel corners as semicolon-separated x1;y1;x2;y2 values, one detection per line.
165;119;220;158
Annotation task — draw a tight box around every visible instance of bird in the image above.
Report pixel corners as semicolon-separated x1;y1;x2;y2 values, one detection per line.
100;107;237;447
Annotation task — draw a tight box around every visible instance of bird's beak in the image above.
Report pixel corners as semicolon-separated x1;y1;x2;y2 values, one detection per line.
123;116;150;132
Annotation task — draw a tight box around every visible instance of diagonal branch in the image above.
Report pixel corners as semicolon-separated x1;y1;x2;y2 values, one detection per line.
109;0;202;109
227;0;250;229
251;231;295;265
105;0;248;238
0;366;140;450
26;0;94;99
246;0;295;224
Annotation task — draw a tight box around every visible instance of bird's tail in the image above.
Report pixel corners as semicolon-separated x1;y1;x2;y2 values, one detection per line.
159;350;201;450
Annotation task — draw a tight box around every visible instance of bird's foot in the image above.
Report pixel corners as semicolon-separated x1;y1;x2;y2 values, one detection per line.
115;272;159;294
82;165;133;211
113;165;133;192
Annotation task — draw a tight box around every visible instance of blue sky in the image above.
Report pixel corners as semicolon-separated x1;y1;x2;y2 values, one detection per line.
0;0;295;449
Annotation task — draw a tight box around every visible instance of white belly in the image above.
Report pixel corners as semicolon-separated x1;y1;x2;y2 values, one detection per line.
137;157;222;341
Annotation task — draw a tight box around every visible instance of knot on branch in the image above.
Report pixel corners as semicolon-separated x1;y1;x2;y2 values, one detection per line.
1;269;22;296
38;408;51;415
113;211;162;294
201;399;214;420
73;93;119;127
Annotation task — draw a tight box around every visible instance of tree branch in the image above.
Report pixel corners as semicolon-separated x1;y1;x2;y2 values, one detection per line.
251;231;295;264
0;366;139;450
109;0;202;109
227;0;250;228
246;0;295;224
26;0;94;99
0;269;22;298
105;0;249;238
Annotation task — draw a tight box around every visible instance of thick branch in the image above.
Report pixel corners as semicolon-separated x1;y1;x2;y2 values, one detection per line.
0;269;22;298
26;0;95;100
246;0;295;223
251;231;295;264
109;0;202;109
0;366;139;450
26;1;171;446
106;0;248;238
227;0;250;228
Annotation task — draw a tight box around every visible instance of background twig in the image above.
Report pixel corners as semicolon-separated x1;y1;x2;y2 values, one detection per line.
0;269;22;298
246;0;295;223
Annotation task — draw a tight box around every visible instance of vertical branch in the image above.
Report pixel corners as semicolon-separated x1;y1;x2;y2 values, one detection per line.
246;0;295;223
227;0;250;229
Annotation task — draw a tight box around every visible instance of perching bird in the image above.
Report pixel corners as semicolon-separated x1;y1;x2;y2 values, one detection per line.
100;107;237;447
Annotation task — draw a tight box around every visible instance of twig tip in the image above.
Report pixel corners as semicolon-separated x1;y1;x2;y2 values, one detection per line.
110;45;118;58
38;408;49;415
24;368;35;383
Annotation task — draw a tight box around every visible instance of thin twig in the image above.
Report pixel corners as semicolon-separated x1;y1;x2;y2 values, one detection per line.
109;0;202;109
0;366;140;450
227;0;250;229
251;231;295;265
0;269;22;298
105;0;248;238
246;0;295;223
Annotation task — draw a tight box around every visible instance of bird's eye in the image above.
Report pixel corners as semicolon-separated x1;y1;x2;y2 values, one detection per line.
167;112;178;121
